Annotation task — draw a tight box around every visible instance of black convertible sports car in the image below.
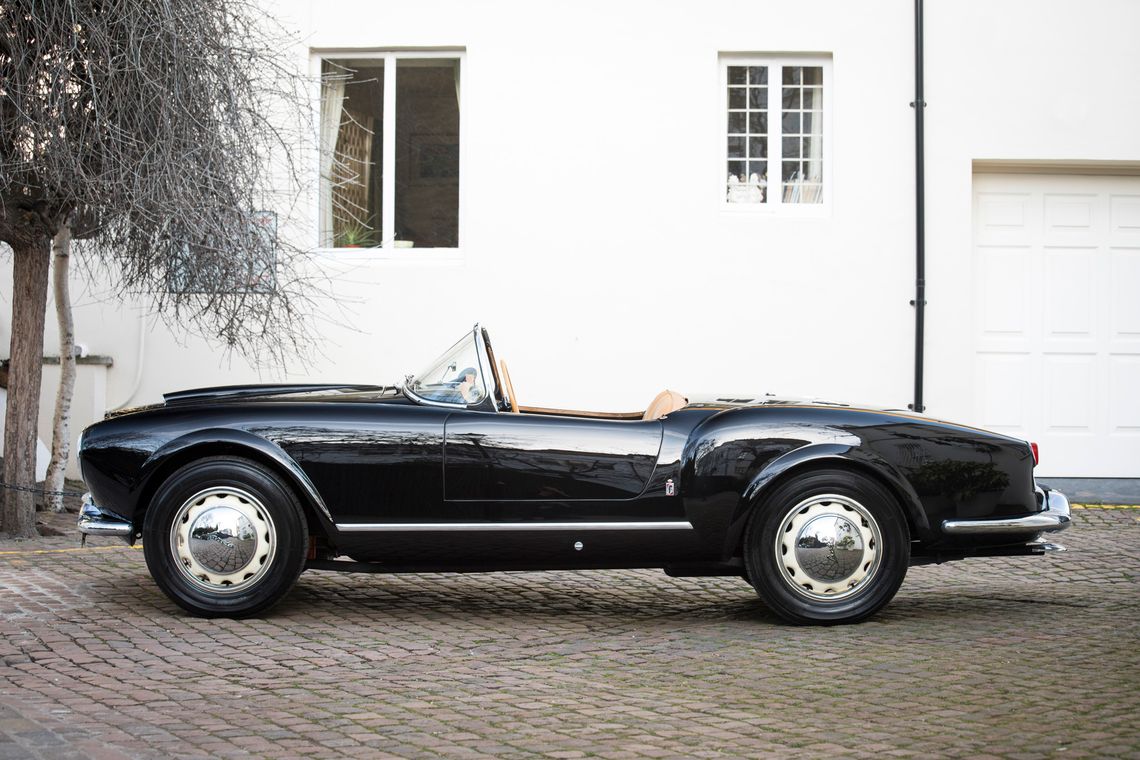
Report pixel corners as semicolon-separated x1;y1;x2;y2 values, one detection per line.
77;325;1071;624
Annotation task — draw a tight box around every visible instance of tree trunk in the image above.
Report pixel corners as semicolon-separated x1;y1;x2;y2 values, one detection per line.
46;226;75;512
2;237;51;537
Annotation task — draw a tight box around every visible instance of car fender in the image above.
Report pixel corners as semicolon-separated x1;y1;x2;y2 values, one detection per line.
137;427;335;531
724;442;931;557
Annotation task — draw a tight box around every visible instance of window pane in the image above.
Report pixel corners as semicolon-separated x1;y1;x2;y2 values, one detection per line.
320;59;384;248
727;163;765;204
781;63;824;204
798;184;823;203
395;58;460;248
724;63;774;205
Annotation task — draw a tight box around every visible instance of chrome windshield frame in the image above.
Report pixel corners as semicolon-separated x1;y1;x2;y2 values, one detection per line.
401;324;495;411
473;326;500;409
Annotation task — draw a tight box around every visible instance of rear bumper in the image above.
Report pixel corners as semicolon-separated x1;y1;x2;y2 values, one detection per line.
77;494;134;541
941;487;1072;536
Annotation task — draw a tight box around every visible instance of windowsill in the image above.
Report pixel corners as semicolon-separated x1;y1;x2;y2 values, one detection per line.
720;201;831;218
317;247;464;265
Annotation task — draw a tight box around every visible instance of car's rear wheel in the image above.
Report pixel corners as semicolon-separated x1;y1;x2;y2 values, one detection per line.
744;469;909;625
143;457;307;617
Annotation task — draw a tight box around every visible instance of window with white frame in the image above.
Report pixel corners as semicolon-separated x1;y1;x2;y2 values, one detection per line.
723;55;828;207
318;53;461;250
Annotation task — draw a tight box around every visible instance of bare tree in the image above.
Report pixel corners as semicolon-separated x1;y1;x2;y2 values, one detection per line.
44;224;75;512
0;0;317;536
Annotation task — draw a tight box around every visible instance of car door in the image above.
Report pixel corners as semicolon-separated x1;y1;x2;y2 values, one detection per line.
442;410;677;522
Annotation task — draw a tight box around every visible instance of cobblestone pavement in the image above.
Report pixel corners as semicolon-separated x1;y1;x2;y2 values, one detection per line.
1;509;1137;759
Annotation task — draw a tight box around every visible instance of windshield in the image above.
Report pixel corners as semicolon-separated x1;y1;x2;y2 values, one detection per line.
406;330;488;406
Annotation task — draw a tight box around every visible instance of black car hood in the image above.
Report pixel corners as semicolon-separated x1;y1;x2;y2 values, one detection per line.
163;383;387;405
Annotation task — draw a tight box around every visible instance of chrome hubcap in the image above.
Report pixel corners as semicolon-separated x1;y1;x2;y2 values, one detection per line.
774;494;881;602
170;488;276;594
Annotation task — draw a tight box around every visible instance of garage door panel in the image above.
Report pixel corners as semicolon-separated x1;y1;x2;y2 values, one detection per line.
1043;247;1097;340
976;192;1033;246
976;247;1034;342
1044;193;1099;240
1042;353;1097;432
1110;194;1140;235
1108;355;1140;433
975;352;1034;432
1110;248;1140;342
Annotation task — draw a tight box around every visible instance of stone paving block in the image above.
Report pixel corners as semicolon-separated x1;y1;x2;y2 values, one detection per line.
0;509;1138;757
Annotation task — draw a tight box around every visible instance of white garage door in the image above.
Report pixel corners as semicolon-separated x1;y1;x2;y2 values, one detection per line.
973;173;1140;477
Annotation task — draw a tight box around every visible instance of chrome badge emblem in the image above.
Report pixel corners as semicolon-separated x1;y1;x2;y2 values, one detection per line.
665;479;675;496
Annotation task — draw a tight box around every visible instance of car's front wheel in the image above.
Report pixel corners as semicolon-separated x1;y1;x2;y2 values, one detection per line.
744;469;909;625
142;457;308;617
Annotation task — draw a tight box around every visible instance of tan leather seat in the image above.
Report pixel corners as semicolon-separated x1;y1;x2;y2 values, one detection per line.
644;389;688;420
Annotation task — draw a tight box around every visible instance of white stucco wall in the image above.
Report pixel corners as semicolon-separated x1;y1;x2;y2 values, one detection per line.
2;0;1138;478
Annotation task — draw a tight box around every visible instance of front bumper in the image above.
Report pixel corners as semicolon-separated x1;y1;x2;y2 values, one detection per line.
77;493;134;542
941;487;1072;536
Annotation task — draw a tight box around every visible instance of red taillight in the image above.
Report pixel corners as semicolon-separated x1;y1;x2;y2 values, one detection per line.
1030;442;1039;466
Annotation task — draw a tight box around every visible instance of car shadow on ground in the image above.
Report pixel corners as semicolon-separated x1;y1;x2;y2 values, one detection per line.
57;551;1105;630
260;568;1096;629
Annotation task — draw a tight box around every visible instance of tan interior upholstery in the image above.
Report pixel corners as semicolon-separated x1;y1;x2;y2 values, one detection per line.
643;389;688;420
499;359;519;413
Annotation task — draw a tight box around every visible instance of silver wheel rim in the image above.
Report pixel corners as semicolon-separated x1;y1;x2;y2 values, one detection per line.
773;493;882;602
169;487;277;595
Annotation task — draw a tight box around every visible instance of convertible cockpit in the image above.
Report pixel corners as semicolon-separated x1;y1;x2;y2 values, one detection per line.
403;325;689;420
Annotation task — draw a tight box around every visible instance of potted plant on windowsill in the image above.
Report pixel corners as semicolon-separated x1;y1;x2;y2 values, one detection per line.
336;223;377;249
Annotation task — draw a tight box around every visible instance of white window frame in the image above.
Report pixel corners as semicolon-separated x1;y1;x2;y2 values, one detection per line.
311;49;466;262
719;53;832;216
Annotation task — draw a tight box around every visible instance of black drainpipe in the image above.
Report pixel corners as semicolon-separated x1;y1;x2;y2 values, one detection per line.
909;0;927;413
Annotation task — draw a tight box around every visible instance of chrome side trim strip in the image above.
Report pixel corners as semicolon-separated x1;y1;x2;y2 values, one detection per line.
942;488;1072;535
336;521;694;533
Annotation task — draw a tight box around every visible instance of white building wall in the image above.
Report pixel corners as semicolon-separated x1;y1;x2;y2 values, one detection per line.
2;0;1138;478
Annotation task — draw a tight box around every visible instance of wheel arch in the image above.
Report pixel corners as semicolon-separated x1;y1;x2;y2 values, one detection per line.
724;444;929;558
135;429;335;540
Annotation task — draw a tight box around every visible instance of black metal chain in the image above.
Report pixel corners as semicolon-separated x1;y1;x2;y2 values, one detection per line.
0;481;86;498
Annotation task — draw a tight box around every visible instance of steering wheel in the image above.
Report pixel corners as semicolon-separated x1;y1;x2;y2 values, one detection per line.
499;360;519;413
